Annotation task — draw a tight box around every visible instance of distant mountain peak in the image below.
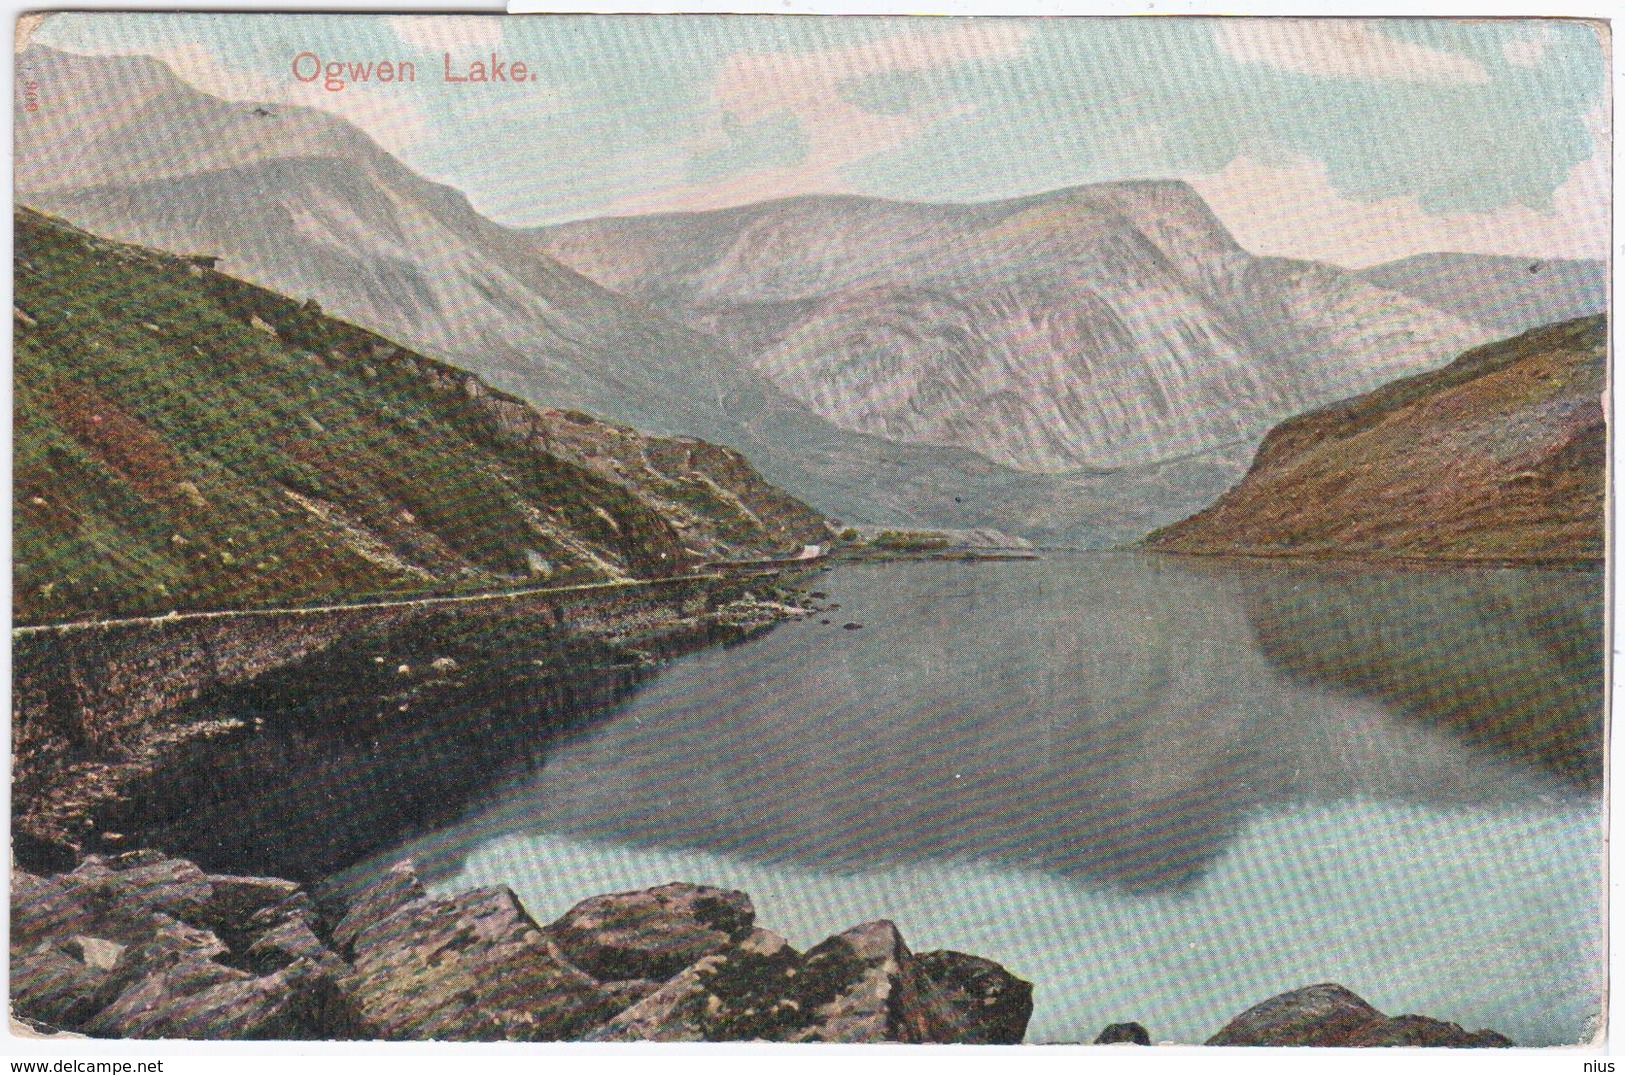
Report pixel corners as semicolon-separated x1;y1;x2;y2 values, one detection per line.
1358;252;1606;335
16;41;1508;547
535;181;1490;475
15;43;395;194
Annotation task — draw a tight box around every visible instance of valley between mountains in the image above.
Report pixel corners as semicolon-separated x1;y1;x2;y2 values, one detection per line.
10;37;1608;1048
18;43;1604;549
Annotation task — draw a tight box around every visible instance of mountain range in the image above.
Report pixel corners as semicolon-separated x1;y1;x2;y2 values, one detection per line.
17;44;1596;547
1359;254;1606;337
14;206;825;624
534;185;1492;475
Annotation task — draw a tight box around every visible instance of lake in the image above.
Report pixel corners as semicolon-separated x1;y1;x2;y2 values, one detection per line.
338;552;1605;1045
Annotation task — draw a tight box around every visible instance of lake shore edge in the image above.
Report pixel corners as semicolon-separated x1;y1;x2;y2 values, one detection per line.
11;847;1514;1046
11;569;824;872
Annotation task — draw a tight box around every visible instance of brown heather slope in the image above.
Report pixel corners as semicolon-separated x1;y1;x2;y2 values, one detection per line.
1147;316;1606;564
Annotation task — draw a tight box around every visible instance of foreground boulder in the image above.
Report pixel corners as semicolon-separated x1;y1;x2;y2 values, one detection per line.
1095;1021;1152;1045
545;882;754;982
10;855;348;1039
11;852;1033;1044
1206;983;1513;1047
915;949;1034;1045
85;955;328;1039
1341;1015;1515;1048
588;919;1033;1043
10;856;1522;1048
798;920;937;1042
585;926;803;1041
341;881;618;1041
11;943;110;1027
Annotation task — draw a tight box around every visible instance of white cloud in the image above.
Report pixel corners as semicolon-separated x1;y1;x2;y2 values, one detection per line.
389;15;504;53
1215;20;1491;85
607;21;1031;215
1502;26;1554;68
1188;106;1608;267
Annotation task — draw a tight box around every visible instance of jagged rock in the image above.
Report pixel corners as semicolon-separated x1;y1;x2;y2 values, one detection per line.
244;892;322;952
65;936;126;972
914;949;1033;1044
1095;1021;1152;1045
86;957;328;1040
202;875;302;930
1207;983;1514;1047
586;919;1038;1045
593;977;665;1015
13;852;1033;1045
1208;983;1385;1046
68;853;213;922
245;917;340;974
341;883;620;1041
329;861;426;957
11;943;110;1026
1342;1014;1514;1048
12;870;100;949
587;928;802;1042
92;913;230;1007
247;891;318;929
85;957;250;1037
545;881;754;983
794;920;924;1042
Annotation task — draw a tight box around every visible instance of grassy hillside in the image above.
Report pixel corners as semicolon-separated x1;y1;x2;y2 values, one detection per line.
1147;316;1606;565
14;207;824;625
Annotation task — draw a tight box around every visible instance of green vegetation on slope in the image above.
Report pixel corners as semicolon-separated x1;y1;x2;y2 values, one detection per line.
1147;316;1606;565
14;208;822;624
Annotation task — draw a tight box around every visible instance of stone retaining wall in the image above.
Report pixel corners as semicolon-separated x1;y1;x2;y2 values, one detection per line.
12;577;719;818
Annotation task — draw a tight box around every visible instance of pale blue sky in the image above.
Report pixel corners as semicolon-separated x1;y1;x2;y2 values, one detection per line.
31;14;1610;265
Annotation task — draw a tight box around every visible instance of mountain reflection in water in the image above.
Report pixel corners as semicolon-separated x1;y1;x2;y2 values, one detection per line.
1239;562;1602;791
393;554;1601;894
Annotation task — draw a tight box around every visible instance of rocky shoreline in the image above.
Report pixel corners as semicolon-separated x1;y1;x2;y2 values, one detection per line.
13;849;1515;1046
11;851;1032;1043
13;574;822;872
11;562;1524;1048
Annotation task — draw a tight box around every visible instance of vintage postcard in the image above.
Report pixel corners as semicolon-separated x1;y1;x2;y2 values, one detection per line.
8;10;1610;1053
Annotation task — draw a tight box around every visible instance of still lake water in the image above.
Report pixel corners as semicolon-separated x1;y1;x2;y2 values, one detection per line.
343;552;1605;1045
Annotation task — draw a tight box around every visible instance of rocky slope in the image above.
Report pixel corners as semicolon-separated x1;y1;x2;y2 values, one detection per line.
1360;253;1606;336
1147;316;1606;564
535;185;1493;475
12;851;1513;1045
14;206;825;625
12;45;1102;549
18;44;1496;547
14;47;743;450
11;853;1032;1043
